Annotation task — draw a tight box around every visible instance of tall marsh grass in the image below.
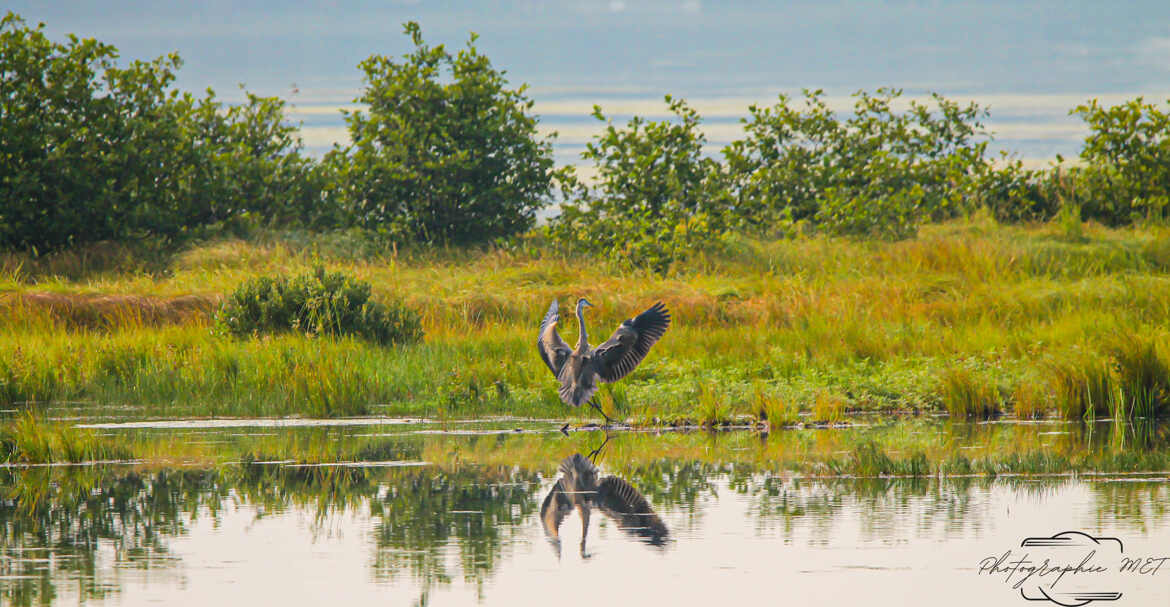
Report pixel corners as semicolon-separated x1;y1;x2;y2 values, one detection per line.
1109;336;1170;419
939;367;1002;419
1048;352;1115;420
1;220;1169;421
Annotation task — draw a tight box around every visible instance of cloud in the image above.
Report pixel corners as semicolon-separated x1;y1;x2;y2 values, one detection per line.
608;1;626;12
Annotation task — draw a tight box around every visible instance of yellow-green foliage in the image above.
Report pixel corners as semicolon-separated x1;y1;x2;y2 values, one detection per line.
0;411;125;463
811;391;847;424
1011;381;1049;419
1109;335;1170;419
939;367;1002;419
695;382;734;426
218;267;422;345
752;382;800;427
1;220;1170;420
1047;351;1115;420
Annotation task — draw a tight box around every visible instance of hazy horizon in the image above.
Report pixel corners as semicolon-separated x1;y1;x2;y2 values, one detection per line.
11;1;1170;169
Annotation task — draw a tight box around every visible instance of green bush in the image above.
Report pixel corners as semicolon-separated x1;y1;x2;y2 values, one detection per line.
0;12;323;251
549;96;731;271
723;88;993;238
1071;97;1170;225
325;22;567;245
217;267;422;345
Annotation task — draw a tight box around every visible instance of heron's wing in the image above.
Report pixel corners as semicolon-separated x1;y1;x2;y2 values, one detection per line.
540;478;573;540
595;476;669;546
593;302;671;383
537;300;572;378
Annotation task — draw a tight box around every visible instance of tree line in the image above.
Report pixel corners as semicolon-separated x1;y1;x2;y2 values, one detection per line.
2;12;1168;268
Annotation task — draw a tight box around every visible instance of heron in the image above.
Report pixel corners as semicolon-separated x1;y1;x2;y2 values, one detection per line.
537;298;670;426
540;451;669;557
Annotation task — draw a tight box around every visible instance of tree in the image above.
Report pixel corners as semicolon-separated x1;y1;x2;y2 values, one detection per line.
0;12;320;251
549;96;731;271
723;89;991;238
327;22;564;244
1071;97;1170;224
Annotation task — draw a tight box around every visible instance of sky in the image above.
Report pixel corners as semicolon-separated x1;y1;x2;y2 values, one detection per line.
10;1;1170;168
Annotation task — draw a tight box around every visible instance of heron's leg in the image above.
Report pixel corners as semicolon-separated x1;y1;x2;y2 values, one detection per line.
588;399;614;426
586;432;612;464
559;422;570;436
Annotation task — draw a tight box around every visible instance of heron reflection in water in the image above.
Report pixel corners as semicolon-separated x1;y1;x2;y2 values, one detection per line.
539;440;669;557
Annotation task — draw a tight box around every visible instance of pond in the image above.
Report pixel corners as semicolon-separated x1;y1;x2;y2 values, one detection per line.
2;418;1169;606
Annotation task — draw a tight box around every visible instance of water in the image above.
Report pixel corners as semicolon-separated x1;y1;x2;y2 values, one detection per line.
2;419;1170;606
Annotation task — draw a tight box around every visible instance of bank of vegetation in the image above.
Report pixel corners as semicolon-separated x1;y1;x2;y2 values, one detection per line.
2;12;1170;428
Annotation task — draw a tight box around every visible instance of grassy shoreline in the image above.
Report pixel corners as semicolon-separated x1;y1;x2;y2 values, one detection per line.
2;218;1170;423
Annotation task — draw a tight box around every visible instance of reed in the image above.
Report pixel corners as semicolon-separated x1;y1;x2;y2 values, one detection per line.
810;391;847;424
0;219;1167;422
939;366;1002;419
1047;351;1116;420
1109;335;1170;419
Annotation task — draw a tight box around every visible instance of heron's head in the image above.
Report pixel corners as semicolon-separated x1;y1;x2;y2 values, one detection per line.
576;297;594;311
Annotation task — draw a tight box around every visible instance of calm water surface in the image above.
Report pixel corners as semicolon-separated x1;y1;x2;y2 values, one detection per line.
2;420;1169;606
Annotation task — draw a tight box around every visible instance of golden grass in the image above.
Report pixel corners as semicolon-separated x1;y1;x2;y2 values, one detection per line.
0;218;1168;420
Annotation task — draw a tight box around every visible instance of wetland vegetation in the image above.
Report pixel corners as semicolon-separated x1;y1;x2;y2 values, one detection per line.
2;10;1170;467
2;419;1169;606
3;219;1170;437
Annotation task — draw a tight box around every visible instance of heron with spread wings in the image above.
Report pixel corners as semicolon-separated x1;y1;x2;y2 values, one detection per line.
537;298;671;425
540;452;669;557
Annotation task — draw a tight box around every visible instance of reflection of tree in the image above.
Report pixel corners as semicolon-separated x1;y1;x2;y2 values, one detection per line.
735;476;1107;545
0;468;226;607
1088;481;1169;534
368;465;541;605
3;426;1170;606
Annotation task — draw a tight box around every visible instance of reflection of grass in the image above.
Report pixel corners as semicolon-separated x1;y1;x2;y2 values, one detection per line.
11;417;1165;478
1;220;1170;420
0;411;127;463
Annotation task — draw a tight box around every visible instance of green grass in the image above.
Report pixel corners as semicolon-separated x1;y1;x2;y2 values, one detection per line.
0;411;127;463
939;366;1002;419
1;218;1170;422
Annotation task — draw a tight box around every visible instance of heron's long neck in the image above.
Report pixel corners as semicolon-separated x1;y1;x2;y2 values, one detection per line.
575;304;589;352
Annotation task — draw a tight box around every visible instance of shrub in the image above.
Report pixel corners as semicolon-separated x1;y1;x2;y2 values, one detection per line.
0;12;323;250
217;267;422;345
326;22;566;244
810;391;847;423
723;88;993;238
971;156;1060;223
1071;97;1170;225
549;96;731;271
